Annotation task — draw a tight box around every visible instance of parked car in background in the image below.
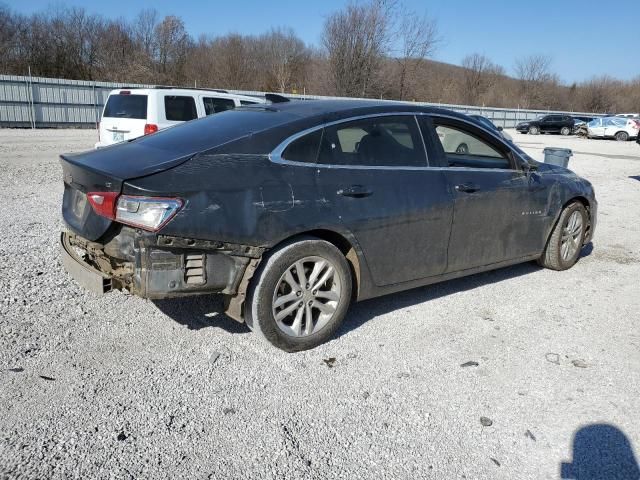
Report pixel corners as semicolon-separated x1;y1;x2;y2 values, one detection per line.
468;114;513;142
587;117;640;141
60;100;597;351
571;116;595;128
96;88;266;148
516;114;575;135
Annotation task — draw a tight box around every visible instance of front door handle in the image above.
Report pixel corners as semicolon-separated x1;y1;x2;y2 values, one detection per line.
337;185;373;198
455;183;479;193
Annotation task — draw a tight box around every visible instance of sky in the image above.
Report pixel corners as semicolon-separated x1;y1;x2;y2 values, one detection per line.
7;0;640;84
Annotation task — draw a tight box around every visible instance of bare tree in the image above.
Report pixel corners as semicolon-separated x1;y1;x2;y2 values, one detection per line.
461;53;501;105
154;15;190;83
322;0;392;97
133;9;158;57
515;54;552;108
580;75;618;113
258;28;310;93
394;9;439;100
209;34;256;89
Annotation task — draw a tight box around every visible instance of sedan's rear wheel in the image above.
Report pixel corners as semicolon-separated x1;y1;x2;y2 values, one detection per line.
561;126;571;136
245;237;352;352
538;201;587;270
529;125;540;135
615;131;629;141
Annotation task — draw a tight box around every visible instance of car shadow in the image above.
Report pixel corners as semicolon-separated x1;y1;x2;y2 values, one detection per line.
154;243;594;338
335;260;540;338
561;423;640;479
153;295;250;334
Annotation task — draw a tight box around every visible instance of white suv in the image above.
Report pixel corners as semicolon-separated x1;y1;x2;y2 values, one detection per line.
96;88;267;148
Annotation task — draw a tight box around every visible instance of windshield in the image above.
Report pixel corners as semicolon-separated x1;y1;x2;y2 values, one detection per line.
103;94;148;119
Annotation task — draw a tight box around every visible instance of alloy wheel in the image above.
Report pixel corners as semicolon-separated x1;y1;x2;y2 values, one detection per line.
560;210;583;261
271;256;342;337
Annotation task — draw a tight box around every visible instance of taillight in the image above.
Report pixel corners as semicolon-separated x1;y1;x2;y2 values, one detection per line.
115;196;183;231
87;193;183;231
144;124;158;135
87;192;119;219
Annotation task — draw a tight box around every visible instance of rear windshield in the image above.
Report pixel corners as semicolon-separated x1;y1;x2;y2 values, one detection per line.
103;94;148;119
134;109;298;154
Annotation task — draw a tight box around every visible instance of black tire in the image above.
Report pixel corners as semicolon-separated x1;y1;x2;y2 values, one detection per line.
529;125;540;135
561;126;571;136
538;202;588;270
244;237;352;352
615;131;629;142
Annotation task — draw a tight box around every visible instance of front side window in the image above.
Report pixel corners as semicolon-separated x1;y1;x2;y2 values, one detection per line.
203;97;236;115
434;123;510;169
164;96;197;121
317;115;427;167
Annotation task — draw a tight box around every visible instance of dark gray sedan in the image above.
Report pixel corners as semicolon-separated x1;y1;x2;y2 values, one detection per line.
60;100;597;351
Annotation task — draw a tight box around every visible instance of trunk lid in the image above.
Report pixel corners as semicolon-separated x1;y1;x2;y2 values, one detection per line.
60;141;193;241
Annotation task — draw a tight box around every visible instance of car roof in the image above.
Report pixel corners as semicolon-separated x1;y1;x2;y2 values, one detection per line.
254;99;469;121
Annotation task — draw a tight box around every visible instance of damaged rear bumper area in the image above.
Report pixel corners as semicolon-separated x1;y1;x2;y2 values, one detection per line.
60;228;263;319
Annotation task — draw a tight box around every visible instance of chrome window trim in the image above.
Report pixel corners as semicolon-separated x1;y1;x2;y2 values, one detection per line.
269;110;524;173
270;112;431;170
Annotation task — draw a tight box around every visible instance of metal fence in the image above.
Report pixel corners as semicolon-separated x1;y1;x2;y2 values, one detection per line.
0;74;601;129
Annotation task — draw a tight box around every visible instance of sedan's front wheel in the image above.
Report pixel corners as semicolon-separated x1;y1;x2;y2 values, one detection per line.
245;237;352;352
538;201;588;270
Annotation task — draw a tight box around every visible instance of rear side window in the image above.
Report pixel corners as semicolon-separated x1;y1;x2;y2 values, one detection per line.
203;97;236;115
282;129;323;163
164;96;198;121
318;116;427;167
103;94;148;119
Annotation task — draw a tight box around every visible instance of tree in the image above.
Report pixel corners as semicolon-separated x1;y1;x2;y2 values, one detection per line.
461;53;503;105
514;54;552;108
322;0;392;97
153;15;191;83
258;28;310;93
394;9;439;100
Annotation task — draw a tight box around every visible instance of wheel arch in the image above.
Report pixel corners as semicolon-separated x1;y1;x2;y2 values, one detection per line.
270;229;363;300
614;130;629;140
544;195;592;251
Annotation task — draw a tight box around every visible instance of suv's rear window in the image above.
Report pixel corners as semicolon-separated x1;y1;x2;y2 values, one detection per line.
103;94;148;119
165;96;198;121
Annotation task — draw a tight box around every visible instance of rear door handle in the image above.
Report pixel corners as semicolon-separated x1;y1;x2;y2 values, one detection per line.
455;183;479;193
337;185;373;198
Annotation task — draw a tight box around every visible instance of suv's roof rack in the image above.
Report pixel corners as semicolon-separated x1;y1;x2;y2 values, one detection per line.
151;85;234;94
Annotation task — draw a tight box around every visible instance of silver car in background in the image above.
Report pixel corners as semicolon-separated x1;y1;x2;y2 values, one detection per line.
587;117;640;141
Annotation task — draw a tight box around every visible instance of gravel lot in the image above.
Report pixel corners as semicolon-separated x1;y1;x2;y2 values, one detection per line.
1;128;639;479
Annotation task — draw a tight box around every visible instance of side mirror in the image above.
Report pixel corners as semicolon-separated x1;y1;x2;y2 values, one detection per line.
497;126;503;131
522;160;539;172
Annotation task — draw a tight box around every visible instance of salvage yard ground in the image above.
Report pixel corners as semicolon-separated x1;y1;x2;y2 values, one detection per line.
1;128;639;479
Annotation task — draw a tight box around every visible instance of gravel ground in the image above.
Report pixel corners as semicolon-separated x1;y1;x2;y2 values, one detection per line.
1;128;639;479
